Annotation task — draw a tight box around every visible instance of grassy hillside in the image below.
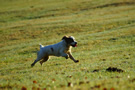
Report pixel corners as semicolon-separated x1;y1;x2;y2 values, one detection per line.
0;0;135;89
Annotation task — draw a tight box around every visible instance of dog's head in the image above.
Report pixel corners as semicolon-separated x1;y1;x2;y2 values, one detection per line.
62;36;77;47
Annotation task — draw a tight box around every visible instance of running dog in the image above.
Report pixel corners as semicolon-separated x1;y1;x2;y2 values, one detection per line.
31;36;79;67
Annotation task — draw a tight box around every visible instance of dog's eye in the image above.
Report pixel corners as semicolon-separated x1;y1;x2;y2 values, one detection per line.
71;39;74;42
66;38;74;44
69;38;74;42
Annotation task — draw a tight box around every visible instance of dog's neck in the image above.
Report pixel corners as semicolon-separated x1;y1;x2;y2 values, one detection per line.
62;40;71;53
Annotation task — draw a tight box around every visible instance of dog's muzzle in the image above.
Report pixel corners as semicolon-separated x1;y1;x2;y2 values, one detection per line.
71;42;77;47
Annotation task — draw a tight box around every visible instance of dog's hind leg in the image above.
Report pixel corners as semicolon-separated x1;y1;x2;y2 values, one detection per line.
40;56;49;66
31;51;44;67
31;58;41;67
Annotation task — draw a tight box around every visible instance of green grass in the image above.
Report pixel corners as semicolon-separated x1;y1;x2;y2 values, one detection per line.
0;0;135;89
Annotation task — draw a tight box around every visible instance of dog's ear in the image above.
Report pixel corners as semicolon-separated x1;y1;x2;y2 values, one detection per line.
62;36;68;40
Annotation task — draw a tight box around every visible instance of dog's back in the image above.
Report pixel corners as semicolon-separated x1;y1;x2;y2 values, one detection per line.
40;41;66;56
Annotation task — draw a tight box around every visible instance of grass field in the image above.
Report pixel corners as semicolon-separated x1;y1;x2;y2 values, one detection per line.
0;0;135;89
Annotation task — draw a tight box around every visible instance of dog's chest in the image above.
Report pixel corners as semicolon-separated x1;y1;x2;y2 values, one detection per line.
64;46;71;53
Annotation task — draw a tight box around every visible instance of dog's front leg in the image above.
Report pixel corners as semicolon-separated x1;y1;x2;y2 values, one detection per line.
68;52;79;63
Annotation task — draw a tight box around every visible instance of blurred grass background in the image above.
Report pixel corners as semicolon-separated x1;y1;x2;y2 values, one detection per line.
0;0;135;89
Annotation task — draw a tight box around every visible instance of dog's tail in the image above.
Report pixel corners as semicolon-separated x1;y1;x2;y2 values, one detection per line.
39;44;44;49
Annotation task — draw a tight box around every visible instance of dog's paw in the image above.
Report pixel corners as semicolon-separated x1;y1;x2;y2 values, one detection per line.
75;60;79;63
31;63;35;67
65;56;68;59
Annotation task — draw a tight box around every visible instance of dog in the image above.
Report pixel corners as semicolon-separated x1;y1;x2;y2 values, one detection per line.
31;36;79;67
